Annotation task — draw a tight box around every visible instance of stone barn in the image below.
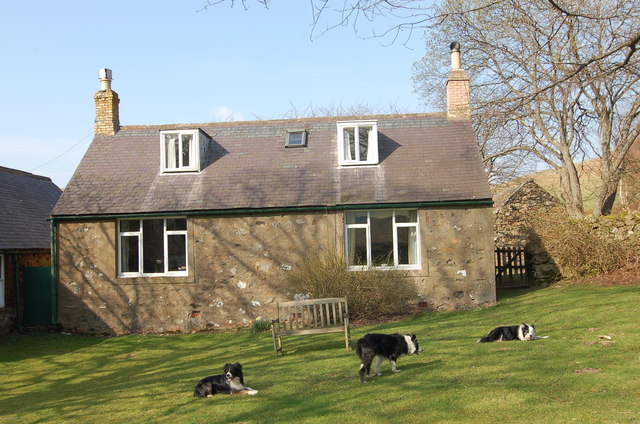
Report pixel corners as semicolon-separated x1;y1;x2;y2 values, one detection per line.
493;179;561;287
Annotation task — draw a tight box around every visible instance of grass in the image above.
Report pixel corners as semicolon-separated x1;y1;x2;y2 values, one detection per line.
1;284;639;424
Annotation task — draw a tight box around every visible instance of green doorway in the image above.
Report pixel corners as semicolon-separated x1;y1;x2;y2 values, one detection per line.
23;266;53;327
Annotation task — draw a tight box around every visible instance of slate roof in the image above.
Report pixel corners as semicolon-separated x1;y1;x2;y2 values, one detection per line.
52;113;492;217
0;167;62;249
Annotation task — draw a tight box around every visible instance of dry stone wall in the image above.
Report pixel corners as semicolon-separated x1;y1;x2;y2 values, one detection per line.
493;180;561;285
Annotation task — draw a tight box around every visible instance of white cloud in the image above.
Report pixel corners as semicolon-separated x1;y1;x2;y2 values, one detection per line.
210;106;244;122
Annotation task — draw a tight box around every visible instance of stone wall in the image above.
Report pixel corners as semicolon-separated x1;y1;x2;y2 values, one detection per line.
55;206;496;335
493;180;561;285
590;211;640;242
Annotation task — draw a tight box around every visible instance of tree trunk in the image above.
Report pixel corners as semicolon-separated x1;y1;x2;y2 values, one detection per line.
558;162;585;218
592;180;619;217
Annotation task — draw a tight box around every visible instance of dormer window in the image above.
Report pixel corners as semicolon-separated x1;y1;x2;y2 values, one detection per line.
337;120;378;166
160;130;203;173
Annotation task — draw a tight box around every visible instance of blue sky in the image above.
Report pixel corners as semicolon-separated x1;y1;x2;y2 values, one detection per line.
1;1;432;188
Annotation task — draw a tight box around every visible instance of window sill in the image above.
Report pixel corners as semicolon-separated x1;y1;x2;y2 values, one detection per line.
115;275;194;284
160;169;201;175
338;163;380;168
347;265;421;272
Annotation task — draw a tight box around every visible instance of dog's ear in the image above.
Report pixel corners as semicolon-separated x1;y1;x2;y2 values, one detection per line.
235;362;242;369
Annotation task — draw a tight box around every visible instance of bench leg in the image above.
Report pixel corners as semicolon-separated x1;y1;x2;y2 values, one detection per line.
271;326;279;358
344;325;351;351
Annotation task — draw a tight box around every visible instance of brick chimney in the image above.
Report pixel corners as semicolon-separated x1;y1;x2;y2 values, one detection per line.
446;42;471;119
94;69;120;135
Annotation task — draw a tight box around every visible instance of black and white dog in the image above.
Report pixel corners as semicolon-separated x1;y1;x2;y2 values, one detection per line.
356;333;423;383
193;363;258;397
477;323;543;342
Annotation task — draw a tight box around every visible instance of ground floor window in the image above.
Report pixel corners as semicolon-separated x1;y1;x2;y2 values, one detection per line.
118;217;187;277
0;254;4;307
344;209;420;270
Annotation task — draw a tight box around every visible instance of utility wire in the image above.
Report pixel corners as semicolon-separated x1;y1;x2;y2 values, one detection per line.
28;130;93;172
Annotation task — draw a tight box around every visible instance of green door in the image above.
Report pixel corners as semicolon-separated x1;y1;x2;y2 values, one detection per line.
23;266;53;327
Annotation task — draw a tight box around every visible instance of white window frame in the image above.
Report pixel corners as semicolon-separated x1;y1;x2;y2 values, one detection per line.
160;130;200;173
344;209;420;270
117;217;188;277
0;254;4;308
337;120;379;166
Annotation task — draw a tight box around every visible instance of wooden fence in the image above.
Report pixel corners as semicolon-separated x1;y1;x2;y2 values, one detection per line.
495;246;532;288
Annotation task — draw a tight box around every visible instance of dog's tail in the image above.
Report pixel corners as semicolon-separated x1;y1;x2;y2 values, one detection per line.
193;384;208;397
477;336;491;343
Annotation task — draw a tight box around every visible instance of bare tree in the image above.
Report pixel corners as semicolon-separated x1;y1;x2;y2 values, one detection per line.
202;0;640;86
413;0;640;218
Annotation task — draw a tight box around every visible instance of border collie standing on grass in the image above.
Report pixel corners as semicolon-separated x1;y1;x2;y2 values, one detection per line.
356;333;423;383
193;363;258;397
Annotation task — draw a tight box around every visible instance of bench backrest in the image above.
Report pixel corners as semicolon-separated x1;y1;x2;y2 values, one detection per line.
275;297;348;331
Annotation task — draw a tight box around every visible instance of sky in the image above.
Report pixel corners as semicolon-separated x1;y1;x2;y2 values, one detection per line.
0;1;433;189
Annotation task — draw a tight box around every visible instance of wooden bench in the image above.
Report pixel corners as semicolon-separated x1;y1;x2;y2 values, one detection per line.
271;297;350;357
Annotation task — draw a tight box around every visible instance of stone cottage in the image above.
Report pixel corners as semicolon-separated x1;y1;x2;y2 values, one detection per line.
51;45;496;334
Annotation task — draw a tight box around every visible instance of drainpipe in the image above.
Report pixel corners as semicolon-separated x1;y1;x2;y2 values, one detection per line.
50;219;58;326
14;253;22;331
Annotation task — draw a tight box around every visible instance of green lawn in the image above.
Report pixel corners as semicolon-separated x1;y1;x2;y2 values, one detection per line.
1;285;639;424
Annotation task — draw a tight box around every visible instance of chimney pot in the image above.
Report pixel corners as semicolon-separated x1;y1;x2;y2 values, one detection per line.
450;42;461;70
99;68;113;91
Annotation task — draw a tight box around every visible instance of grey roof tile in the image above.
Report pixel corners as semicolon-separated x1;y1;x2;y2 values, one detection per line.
52;113;492;216
0;167;62;249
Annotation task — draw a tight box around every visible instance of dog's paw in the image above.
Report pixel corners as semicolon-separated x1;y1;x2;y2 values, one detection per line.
392;369;401;373
246;390;258;395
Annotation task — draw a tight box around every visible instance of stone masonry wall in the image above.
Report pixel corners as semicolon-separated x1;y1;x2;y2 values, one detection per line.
56;207;495;335
494;180;561;284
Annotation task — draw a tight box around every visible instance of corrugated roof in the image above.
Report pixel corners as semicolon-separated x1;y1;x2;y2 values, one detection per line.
0;166;62;249
52;113;492;216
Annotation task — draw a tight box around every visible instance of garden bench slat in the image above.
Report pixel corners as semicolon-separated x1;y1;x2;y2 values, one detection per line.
271;297;350;357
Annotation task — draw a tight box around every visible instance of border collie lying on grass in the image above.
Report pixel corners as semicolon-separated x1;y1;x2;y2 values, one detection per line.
193;363;258;397
477;323;547;342
356;333;423;383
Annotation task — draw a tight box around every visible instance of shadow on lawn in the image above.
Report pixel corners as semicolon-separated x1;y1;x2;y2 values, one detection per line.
0;332;107;363
0;331;276;420
496;287;541;301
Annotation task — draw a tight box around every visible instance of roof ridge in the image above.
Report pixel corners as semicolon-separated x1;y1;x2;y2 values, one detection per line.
0;166;53;182
119;112;448;131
